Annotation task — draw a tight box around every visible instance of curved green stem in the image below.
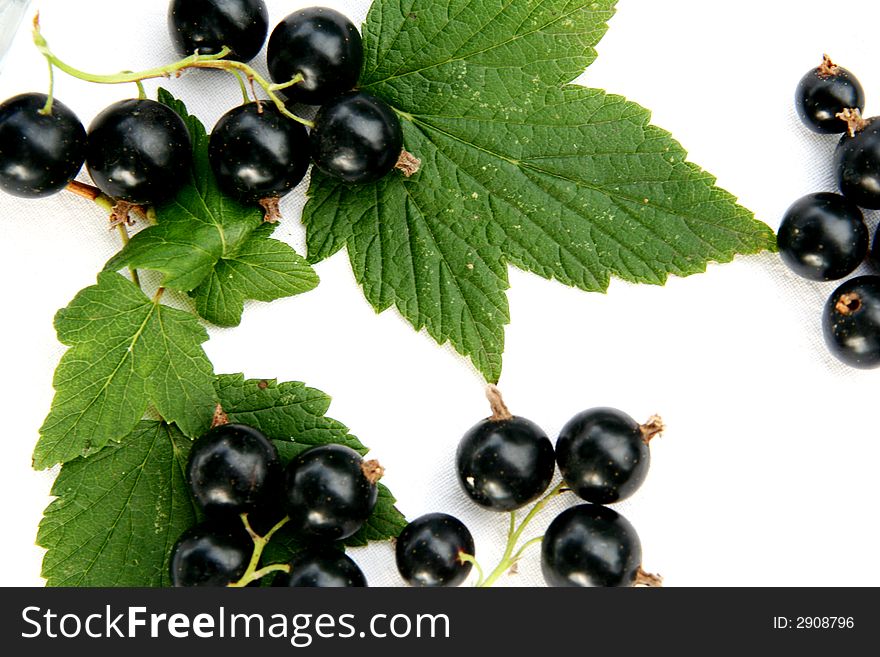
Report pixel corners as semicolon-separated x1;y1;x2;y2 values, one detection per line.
228;514;291;587
33;16;313;127
232;70;250;104
458;552;485;586
477;482;568;587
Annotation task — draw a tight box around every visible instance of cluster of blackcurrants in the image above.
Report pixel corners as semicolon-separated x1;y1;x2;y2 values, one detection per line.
782;56;880;368
0;0;404;208
394;387;663;587
170;422;382;587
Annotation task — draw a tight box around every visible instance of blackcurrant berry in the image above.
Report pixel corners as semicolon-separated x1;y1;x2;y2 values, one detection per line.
823;275;880;369
310;91;403;184
456;401;554;511
273;549;367;587
169;521;252;587
284;444;379;542
168;0;268;63
186;423;281;518
208;102;310;202
777;193;868;281
267;7;363;105
0;93;86;198
834;113;880;210
556;408;663;504
542;504;644;587
795;56;865;134
395;513;474;587
556;408;660;505
86;98;192;204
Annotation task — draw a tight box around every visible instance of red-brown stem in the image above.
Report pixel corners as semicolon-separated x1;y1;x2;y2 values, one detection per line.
837;108;869;138
65;179;102;200
635;567;663;587
640;415;665;444
836;292;862;316
210;404;229;428
818;53;838;77
486;384;513;421
361;459;385;485
395;150;422;177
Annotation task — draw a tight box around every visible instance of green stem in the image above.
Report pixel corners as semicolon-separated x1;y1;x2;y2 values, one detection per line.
33;16;313;127
228;514;291;587
458;552;485;586
115;223;141;288
478;482;568;587
232;70;250;104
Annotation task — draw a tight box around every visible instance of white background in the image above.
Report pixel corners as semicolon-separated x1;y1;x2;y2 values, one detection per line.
1;0;878;587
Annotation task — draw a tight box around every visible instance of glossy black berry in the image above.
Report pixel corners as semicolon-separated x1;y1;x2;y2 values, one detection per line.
456;415;554;511
169;521;251;587
0;93;86;198
395;513;474;587
777;192;868;281
556;408;653;505
795;57;865;134
208;102;310;201
284;444;378;542
267;7;363;105
168;0;268;62
542;504;642;587
834;116;880;209
86;99;192;204
823;275;880;369
186;423;281;518
273;550;367;587
310;91;403;184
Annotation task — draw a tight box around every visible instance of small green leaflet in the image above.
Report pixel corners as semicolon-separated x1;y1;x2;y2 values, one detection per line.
303;0;776;382
39;376;405;586
33;272;217;470
216;373;368;456
105;89;318;326
190;223;319;327
38;421;197;586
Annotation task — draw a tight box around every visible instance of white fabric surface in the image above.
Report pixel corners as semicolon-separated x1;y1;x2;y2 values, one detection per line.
1;0;879;587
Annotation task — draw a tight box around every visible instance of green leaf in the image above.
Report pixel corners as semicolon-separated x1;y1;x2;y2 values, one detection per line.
38;421;197;586
215;373;368;455
343;483;407;548
33;272;217;469
216;373;406;566
189;223;320;327
303;0;776;382
104;89;264;293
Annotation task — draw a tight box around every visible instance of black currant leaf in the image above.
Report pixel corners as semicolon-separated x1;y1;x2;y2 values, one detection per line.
342;483;407;548
303;0;776;382
38;421;198;586
215;373;368;455
189;223;320;327
104;90;319;323
33;272;217;469
217;373;406;569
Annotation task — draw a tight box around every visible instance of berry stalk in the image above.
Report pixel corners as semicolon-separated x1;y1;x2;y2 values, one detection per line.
476;481;569;587
227;513;291;587
31;14;313;127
